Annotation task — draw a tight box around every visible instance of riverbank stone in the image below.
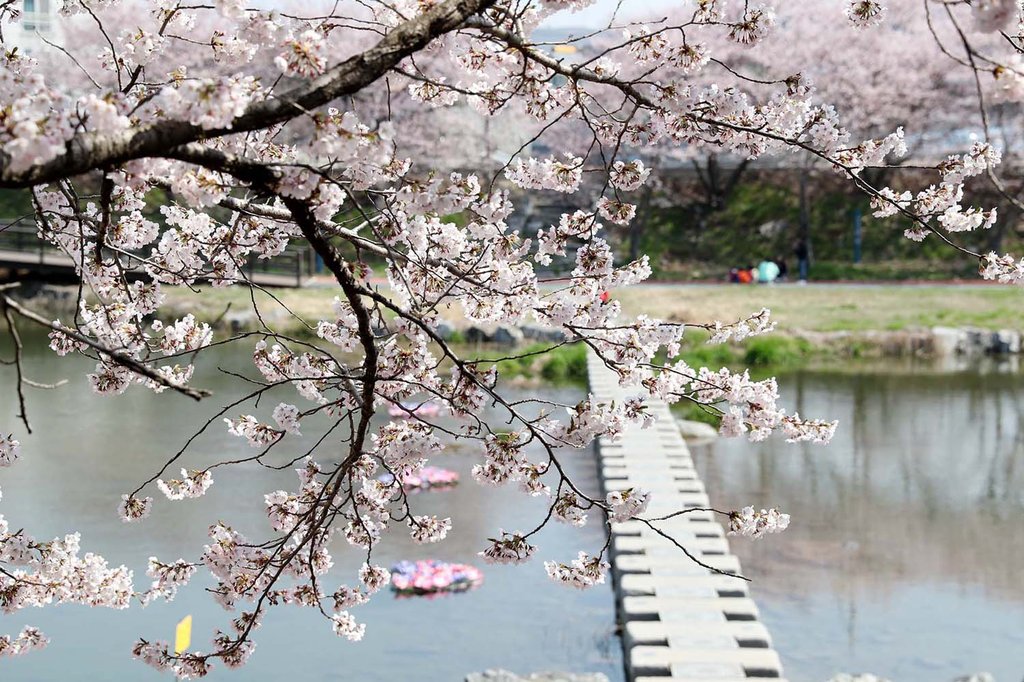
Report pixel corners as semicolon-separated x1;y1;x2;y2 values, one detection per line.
491;324;525;345
465;670;610;682
435;319;457;341
676;419;719;441
521;324;566;342
464;326;493;343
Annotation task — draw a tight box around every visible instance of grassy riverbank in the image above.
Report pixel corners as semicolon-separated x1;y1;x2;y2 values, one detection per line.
612;283;1024;332
26;282;1020;429
155;281;1024;333
151;280;1024;338
483;336;812;427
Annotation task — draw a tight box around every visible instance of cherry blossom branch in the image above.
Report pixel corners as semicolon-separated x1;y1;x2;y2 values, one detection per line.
0;292;209;401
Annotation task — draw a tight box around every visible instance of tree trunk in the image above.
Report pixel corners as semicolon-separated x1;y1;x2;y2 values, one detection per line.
629;184;653;263
799;167;811;258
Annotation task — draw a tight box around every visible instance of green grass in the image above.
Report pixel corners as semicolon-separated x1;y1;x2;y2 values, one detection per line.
158;282;1024;336
674;401;723;428
147;282;1024;382
668;331;816;378
613;283;1024;333
490;342;588;384
742;336;813;367
0;189;33;217
678;341;737;368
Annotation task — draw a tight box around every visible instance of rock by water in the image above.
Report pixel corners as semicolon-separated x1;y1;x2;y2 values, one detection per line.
466;671;609;682
676;419;719;441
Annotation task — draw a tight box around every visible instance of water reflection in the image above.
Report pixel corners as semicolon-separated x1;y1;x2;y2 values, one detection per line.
694;369;1024;682
0;335;623;681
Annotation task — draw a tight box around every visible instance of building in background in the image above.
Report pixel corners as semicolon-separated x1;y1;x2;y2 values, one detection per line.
8;0;63;53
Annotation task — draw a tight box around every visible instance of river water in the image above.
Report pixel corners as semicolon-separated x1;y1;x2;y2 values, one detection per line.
0;335;622;681
693;366;1024;682
3;333;1023;682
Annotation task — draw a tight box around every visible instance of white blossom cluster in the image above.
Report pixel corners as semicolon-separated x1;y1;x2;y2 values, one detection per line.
543;552;611;589
156;469;214;501
845;0;887;28
872;142;1001;243
0;434;20;468
728;506;791;539
0;627;48;658
479;530;537;565
707;308;776;345
0;482;134;651
605;488;651;523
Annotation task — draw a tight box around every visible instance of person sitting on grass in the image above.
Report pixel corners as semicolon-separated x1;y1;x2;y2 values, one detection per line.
774;256;788;282
757;258;781;284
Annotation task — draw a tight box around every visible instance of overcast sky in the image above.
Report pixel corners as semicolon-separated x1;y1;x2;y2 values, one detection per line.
542;0;681;28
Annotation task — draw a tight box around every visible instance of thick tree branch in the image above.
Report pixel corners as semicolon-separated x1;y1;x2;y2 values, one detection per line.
0;0;497;187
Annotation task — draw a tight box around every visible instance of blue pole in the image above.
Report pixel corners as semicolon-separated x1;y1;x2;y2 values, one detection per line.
853;207;862;264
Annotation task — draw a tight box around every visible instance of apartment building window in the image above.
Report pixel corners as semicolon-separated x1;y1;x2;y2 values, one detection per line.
22;0;52;34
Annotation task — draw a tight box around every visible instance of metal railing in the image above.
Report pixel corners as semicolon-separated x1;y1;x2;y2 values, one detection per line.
242;246;319;287
0;224;49;265
0;222;316;287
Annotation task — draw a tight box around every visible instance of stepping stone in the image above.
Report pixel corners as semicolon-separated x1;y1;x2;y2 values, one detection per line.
644;493;713;510
623;596;760;620
618;574;749;599
625;621;773;648
624;508;717;523
602;460;696;469
600;451;692;460
604;474;702;486
614;553;743;576
629;646;783;677
610;524;707;540
603;458;694;465
612;519;725;538
604;479;706;494
614;535;730;556
634;675;786;679
600;465;694;473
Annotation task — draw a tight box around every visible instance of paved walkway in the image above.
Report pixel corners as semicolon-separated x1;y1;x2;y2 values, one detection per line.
587;351;787;682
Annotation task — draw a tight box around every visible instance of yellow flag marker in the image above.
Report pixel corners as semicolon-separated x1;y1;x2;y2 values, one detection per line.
174;615;193;655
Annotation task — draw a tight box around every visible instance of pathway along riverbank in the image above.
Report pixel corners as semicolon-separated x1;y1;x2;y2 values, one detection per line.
588;351;787;682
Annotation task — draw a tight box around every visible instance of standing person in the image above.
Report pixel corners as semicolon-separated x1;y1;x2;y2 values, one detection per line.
794;238;810;283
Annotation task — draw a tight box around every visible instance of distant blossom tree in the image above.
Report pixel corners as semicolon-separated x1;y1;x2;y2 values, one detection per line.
0;0;1017;677
590;0;983;257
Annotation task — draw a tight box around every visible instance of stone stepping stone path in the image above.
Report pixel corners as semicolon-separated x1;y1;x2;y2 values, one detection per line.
586;351;787;682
